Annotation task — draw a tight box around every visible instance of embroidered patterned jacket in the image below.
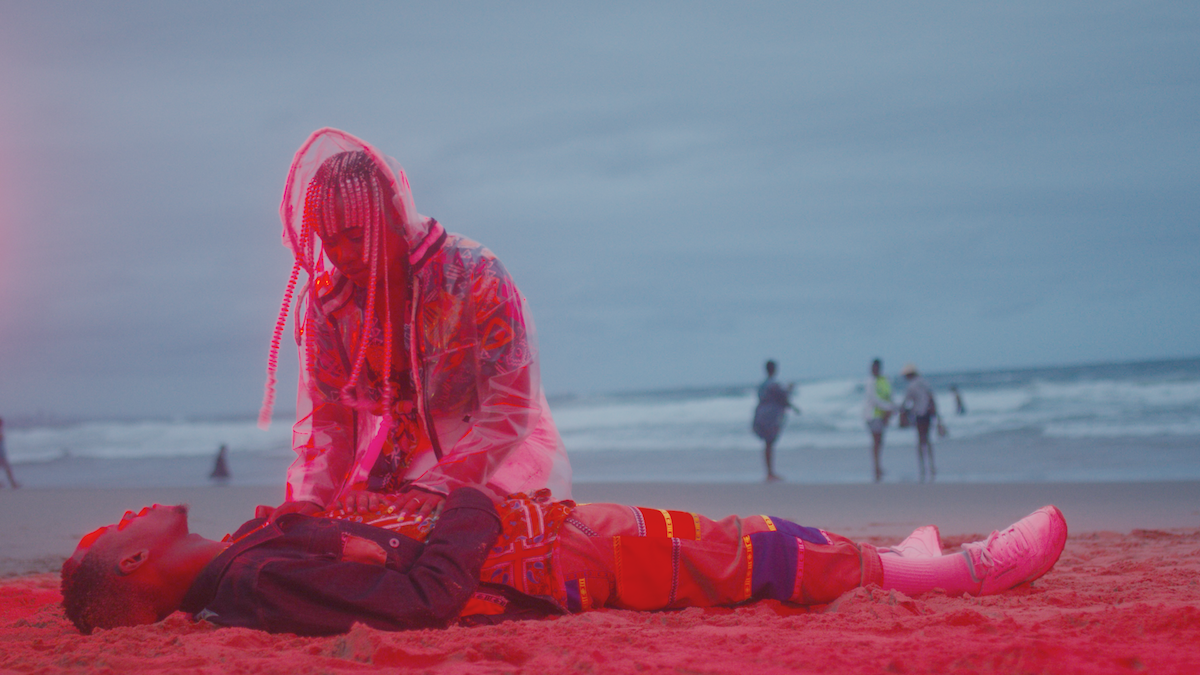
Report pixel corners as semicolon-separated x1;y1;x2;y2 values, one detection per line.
323;489;577;619
278;129;572;507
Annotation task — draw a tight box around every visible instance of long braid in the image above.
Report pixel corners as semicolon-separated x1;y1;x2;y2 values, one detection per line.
258;189;316;430
370;169;395;414
377;180;395;413
258;259;300;429
302;207;320;412
341;172;379;404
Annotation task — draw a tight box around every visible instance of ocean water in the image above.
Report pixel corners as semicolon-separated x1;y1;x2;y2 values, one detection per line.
5;357;1199;488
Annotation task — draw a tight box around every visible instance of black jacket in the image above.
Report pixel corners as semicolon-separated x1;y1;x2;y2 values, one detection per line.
179;488;500;635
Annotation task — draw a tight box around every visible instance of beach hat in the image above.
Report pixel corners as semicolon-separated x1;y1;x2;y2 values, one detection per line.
900;363;919;376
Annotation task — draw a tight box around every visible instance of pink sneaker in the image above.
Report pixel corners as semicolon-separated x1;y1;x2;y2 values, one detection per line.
881;525;943;558
963;505;1068;595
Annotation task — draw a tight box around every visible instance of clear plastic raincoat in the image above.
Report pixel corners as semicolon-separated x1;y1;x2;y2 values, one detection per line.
264;129;572;507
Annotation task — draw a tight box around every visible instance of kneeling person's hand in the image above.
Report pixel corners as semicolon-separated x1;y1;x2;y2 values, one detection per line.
266;499;323;522
396;489;445;520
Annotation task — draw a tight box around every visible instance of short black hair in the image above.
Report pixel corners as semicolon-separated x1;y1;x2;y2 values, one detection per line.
61;548;155;634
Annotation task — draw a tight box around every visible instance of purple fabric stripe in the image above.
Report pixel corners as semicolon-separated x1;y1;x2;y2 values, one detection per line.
628;505;647;537
565;579;583;613
565;517;600;538
748;531;800;602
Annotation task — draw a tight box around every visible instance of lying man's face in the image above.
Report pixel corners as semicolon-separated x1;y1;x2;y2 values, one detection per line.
72;505;190;558
61;505;208;634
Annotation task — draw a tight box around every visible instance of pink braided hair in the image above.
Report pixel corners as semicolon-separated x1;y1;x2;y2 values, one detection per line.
258;151;397;429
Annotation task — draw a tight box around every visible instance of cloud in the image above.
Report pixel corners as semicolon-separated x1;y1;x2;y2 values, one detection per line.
0;2;1197;416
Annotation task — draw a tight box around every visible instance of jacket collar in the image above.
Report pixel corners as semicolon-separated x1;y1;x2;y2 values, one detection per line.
408;218;447;272
179;518;284;614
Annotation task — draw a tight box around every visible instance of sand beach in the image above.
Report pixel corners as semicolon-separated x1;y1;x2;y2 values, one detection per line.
2;480;1199;673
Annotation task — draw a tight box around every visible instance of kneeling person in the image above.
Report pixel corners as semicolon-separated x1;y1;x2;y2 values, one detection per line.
61;489;1068;635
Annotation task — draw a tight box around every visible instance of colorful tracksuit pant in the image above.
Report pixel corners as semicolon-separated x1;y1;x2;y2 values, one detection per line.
556;504;885;612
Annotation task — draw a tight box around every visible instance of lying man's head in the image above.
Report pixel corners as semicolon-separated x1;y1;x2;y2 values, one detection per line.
61;504;225;634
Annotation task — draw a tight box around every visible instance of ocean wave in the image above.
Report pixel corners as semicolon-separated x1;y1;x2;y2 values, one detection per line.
5;358;1198;485
8;419;292;463
1043;421;1200;438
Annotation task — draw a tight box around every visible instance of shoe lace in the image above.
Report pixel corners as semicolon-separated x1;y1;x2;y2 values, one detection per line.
964;531;997;569
964;522;1030;571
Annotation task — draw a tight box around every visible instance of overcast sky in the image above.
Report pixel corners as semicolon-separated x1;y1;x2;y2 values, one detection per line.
1;2;1197;419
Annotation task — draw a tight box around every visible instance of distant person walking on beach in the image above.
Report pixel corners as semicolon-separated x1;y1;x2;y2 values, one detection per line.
950;385;967;415
258;128;571;522
901;363;939;482
209;444;231;482
0;417;20;488
752;360;798;482
863;359;894;483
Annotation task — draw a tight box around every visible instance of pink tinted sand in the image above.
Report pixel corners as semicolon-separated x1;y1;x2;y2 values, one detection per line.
2;482;1199;673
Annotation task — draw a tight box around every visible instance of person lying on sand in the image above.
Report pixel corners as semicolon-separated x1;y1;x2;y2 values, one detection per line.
61;489;1067;636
